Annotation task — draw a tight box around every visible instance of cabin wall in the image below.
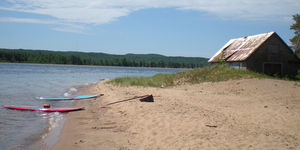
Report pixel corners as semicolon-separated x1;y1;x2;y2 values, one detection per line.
246;34;300;77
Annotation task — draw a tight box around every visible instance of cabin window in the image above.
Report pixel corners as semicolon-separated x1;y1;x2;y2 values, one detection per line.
268;45;279;54
240;62;246;69
231;62;240;69
228;62;246;70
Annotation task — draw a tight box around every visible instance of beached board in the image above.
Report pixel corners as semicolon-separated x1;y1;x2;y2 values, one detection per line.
2;105;84;112
37;94;102;101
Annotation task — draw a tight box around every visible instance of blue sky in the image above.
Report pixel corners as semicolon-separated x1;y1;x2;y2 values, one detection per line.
0;0;299;58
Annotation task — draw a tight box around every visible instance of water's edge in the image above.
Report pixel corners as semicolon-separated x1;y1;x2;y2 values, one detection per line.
45;83;97;150
0;63;185;149
28;115;66;150
42;114;66;150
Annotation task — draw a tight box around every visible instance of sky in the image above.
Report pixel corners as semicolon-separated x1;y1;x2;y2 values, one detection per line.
0;0;299;58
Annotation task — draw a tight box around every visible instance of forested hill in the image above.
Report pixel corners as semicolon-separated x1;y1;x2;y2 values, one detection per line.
0;48;209;68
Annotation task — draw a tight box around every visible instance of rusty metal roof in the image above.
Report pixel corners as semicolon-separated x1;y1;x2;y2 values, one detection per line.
208;32;275;62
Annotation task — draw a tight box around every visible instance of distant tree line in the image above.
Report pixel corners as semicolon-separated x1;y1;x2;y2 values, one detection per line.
0;49;209;68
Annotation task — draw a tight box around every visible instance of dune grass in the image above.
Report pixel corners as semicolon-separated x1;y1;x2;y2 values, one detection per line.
108;64;273;87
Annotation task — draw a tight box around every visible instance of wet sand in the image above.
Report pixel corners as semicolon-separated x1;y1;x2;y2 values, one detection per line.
53;79;300;150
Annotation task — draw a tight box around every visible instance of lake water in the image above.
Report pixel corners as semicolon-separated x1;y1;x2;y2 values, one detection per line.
0;63;185;150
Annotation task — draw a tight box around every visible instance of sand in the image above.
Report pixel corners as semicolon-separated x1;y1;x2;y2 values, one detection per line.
53;79;300;150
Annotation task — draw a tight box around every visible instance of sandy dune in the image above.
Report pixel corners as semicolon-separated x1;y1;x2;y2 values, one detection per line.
53;79;300;150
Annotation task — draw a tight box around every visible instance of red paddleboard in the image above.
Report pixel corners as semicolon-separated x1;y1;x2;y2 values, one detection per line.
2;105;84;112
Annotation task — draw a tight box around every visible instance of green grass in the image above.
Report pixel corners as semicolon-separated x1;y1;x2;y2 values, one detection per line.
296;70;300;80
108;64;274;87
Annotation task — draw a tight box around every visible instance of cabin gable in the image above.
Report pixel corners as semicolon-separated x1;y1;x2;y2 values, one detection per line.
209;32;300;77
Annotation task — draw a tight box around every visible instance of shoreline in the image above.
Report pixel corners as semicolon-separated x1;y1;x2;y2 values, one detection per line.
53;78;300;150
41;113;66;150
0;63;183;150
0;62;193;70
52;82;103;149
41;83;98;150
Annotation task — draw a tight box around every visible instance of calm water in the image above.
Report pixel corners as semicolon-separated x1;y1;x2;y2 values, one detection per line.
0;63;185;150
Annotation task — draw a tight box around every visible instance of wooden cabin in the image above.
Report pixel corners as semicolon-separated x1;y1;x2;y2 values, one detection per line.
208;32;300;77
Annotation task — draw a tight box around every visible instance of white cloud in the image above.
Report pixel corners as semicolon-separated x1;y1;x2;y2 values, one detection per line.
0;17;55;24
52;26;86;34
0;0;299;32
0;17;87;33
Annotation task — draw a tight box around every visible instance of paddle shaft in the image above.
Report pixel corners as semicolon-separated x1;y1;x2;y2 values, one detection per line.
101;95;151;108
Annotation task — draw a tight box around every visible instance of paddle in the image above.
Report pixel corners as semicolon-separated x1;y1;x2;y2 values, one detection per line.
100;95;154;108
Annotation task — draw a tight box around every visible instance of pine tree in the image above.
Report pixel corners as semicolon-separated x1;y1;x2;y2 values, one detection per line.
290;14;300;58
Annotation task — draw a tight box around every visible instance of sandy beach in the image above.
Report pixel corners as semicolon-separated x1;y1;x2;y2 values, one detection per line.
53;78;300;150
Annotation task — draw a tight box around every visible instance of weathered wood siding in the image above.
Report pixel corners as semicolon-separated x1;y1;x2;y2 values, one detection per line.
246;34;300;77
